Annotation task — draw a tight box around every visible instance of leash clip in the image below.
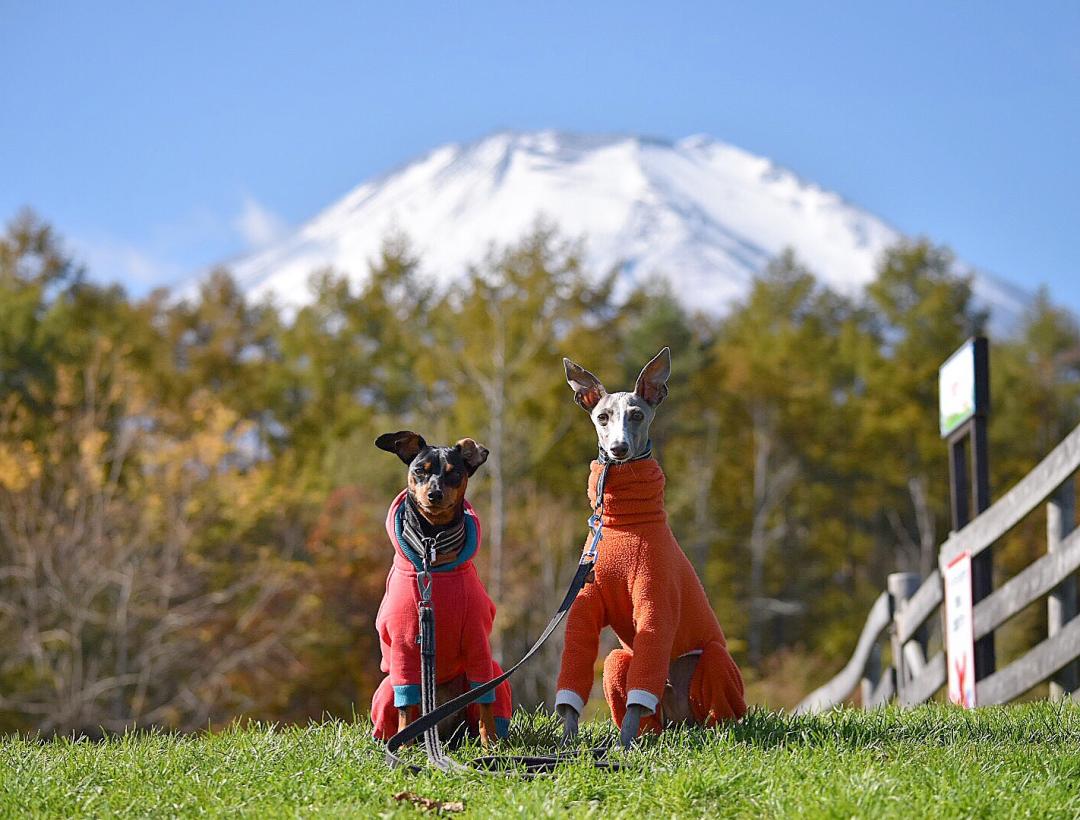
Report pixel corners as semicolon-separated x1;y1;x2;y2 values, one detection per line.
583;517;602;561
416;570;433;603
582;460;609;563
420;536;438;568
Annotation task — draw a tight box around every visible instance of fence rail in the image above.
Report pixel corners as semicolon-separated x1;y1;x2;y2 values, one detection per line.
895;570;941;645
797;421;1080;714
940;424;1080;565
796;592;891;714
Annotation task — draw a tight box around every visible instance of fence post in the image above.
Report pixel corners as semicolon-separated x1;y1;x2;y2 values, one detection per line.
1048;475;1078;700
860;641;882;707
888;572;922;705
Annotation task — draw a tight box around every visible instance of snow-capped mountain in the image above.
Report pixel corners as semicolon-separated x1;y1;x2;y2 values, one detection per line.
228;130;1029;323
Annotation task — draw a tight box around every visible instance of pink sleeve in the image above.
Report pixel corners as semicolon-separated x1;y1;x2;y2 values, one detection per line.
464;594;495;682
383;603;422;707
463;592;497;704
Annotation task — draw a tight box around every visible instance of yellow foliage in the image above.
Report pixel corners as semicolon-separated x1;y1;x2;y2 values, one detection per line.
0;440;41;491
54;366;77;408
78;428;109;487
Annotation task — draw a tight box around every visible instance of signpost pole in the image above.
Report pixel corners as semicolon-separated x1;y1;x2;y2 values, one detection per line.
939;336;994;694
968;341;994;680
948;432;970;532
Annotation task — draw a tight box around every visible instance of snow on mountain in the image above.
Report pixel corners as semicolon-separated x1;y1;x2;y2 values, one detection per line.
227;130;1029;324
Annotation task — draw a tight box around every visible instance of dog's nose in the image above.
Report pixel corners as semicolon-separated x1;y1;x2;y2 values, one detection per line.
428;487;444;503
610;442;630;459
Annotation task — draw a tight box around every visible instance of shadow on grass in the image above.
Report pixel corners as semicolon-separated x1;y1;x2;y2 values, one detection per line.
372;700;1080;779
10;701;1079;766
451;700;1080;762
671;701;1080;752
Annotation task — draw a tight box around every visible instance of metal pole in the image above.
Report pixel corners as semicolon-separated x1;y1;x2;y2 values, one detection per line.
1048;477;1078;699
969;339;994;680
970;409;995;680
949;431;970;529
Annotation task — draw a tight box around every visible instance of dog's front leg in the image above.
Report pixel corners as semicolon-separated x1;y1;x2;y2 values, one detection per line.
556;702;580;743
556;582;605;744
397;705;419;735
619;704;646;748
477;702;496;747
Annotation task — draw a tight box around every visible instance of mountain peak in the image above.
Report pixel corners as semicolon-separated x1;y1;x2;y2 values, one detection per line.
226;130;1027;326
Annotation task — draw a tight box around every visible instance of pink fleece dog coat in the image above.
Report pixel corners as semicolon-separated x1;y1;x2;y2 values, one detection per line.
370;490;512;740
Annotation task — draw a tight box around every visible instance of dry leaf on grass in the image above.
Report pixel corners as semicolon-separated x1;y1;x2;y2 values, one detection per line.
393;791;465;812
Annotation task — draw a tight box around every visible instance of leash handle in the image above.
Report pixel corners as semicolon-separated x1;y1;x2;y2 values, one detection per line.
385;557;598;770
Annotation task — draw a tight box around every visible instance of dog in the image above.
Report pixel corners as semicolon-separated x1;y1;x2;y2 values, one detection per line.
555;348;747;747
369;431;512;747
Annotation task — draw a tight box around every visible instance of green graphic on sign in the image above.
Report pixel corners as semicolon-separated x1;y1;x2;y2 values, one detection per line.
939;340;977;437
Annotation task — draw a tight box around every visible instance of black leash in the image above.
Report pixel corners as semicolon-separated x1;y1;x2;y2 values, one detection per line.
384;459;618;775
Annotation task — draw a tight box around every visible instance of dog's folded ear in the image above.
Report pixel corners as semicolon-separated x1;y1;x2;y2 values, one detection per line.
563;358;606;412
375;430;427;464
634;347;671;407
454;438;489;476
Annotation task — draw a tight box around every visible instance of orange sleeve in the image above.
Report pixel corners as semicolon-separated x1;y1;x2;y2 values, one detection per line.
556;580;607;708
625;563;680;708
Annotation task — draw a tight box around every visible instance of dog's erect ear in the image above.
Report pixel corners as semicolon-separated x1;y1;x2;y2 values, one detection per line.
564;358;606;412
634;347;671;407
375;430;427;465
454;438;489;476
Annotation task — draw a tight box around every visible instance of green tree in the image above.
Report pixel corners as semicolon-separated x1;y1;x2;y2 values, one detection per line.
708;251;867;665
433;226;616;690
859;240;986;578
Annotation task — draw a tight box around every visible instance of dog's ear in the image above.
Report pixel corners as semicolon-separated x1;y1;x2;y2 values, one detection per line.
375;430;427;465
564;358;606;412
454;438;489;476
634;347;671;407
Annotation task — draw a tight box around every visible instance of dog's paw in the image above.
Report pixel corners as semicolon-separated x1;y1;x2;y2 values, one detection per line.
619;704;645;749
556;703;580;743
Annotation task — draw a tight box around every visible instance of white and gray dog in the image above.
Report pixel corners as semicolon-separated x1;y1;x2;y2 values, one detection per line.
555;347;747;746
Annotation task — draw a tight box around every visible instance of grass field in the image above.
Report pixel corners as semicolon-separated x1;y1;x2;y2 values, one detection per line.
2;703;1079;818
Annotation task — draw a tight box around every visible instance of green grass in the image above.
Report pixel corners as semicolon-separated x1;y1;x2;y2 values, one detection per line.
3;703;1079;818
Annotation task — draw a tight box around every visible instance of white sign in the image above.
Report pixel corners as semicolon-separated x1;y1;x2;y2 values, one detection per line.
939;340;977;437
943;551;977;708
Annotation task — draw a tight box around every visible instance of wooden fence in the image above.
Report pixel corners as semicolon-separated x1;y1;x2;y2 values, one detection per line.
797;421;1080;713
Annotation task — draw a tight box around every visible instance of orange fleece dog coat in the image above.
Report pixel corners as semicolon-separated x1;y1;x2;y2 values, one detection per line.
556;458;746;733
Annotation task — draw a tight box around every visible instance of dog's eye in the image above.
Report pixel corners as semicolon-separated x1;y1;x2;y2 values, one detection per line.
596;413;608;425
629;410;644;421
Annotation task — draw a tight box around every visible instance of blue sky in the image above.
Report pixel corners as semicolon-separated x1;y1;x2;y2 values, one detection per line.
2;1;1078;312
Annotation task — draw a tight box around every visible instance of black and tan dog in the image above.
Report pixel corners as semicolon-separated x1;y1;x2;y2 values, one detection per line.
369;431;512;745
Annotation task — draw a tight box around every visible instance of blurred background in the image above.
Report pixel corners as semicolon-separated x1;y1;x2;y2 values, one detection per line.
1;2;1078;734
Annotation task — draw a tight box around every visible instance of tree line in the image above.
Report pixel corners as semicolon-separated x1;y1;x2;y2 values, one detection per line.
1;209;1077;733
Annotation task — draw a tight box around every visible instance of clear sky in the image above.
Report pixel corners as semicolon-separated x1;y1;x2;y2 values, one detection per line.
2;1;1078;312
